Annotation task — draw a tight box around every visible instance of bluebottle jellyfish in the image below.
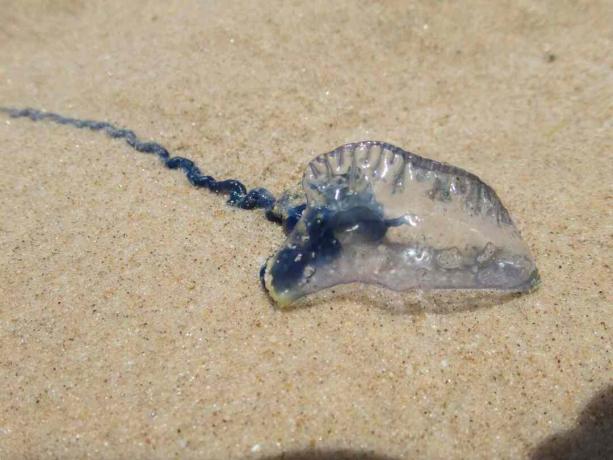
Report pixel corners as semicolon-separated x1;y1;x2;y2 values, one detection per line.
1;107;539;307
263;142;539;305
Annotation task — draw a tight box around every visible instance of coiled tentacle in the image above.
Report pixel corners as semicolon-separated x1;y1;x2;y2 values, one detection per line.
0;107;277;212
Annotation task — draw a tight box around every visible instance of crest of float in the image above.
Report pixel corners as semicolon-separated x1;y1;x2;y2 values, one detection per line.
263;141;539;306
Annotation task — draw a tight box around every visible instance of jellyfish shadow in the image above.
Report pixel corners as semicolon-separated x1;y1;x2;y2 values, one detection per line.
282;282;522;316
531;385;613;460
257;448;399;460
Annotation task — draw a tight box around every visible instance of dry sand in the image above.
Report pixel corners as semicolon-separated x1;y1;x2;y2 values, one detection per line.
0;1;611;459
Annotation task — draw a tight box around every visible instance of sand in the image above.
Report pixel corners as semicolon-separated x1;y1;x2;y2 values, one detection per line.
0;1;611;459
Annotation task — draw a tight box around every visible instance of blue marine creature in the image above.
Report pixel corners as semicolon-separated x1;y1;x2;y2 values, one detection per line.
1;108;539;306
263;142;539;305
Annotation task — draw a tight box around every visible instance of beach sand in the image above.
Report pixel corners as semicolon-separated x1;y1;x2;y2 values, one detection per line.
0;1;611;458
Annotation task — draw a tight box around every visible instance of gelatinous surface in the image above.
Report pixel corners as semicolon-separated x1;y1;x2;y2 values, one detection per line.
263;141;539;306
